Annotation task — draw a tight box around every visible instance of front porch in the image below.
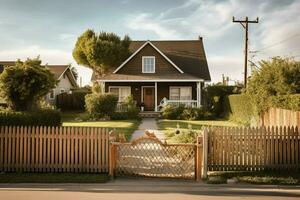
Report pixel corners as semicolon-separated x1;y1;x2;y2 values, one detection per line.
101;80;204;112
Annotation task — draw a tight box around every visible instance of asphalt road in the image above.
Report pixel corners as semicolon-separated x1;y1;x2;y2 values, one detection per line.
0;178;300;200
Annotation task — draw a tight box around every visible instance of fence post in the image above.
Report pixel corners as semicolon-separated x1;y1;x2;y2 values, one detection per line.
202;128;208;179
109;130;116;178
195;135;203;181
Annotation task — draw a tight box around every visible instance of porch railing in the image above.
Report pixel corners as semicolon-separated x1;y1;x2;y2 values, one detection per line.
159;97;198;109
116;102;129;112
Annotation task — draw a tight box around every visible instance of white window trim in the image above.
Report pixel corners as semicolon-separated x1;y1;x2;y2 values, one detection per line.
142;56;155;73
108;86;131;102
49;89;55;100
169;86;192;100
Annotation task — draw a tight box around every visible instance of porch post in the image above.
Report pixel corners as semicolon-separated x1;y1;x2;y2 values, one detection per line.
196;81;201;107
155;82;158;112
102;81;106;93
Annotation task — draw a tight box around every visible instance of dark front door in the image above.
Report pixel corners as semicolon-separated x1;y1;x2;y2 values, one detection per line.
143;87;155;111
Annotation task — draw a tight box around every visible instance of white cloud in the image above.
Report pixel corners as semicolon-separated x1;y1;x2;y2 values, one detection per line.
0;46;92;86
127;13;181;39
125;0;300;83
208;55;243;84
59;33;76;41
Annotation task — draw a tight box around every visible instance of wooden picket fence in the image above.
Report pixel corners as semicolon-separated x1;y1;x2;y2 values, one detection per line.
0;126;110;173
207;126;300;171
260;107;300;127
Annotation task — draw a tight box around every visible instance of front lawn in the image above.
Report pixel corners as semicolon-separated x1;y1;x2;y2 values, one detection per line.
208;170;300;185
0;173;110;183
157;119;238;143
61;111;140;140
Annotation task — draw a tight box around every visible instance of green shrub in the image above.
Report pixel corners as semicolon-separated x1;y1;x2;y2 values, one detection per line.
246;57;300;113
162;105;213;120
169;129;201;143
181;107;213;120
223;94;256;125
85;93;118;119
0;109;61;126
268;94;300;111
161;104;185;119
111;96;140;120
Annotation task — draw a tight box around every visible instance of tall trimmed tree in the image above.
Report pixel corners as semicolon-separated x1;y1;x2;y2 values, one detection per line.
73;30;131;74
0;57;57;111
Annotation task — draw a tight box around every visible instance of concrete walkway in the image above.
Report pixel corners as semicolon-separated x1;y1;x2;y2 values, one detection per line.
1;179;300;200
131;118;165;142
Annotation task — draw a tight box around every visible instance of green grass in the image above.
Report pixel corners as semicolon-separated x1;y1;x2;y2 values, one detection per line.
0;173;110;183
61;111;140;140
209;170;300;185
157;119;238;143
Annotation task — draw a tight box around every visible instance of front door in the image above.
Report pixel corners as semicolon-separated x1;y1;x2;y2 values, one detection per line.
143;87;155;111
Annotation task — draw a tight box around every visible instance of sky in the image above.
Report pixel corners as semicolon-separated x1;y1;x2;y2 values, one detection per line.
0;0;300;86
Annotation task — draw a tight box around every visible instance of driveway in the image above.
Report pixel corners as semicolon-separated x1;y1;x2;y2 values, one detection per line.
0;178;299;200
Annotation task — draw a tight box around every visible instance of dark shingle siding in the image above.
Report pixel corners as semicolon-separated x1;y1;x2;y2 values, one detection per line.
95;39;211;81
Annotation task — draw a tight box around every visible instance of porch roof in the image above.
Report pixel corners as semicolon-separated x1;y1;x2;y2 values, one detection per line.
96;73;204;82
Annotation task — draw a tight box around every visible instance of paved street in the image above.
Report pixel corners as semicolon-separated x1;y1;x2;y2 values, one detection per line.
0;178;299;200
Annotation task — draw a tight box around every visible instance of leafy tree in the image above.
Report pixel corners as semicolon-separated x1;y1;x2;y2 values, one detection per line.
0;57;57;111
73;30;131;74
246;57;300;113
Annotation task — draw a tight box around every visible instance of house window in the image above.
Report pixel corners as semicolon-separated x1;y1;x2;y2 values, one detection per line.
60;88;65;94
170;87;192;100
142;56;155;73
109;86;131;102
49;89;55;100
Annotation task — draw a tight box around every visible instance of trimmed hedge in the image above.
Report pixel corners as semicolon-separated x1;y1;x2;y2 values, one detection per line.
223;94;256;125
203;85;242;117
0;109;61;126
56;91;90;111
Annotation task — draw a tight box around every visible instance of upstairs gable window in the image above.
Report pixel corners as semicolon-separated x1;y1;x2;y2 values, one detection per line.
142;56;155;73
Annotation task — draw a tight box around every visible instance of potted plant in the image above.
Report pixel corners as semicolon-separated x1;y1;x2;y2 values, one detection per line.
140;102;145;112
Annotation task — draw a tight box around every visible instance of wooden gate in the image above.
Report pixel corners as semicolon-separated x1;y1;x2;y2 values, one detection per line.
109;136;203;180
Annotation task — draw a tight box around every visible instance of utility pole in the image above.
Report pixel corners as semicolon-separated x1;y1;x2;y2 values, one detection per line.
233;16;259;88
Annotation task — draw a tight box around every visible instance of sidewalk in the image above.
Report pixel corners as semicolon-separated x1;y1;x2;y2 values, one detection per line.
1;178;300;200
130;118;165;142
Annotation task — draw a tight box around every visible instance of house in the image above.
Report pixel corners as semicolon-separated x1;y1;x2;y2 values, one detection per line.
44;65;77;104
0;62;77;105
92;38;211;112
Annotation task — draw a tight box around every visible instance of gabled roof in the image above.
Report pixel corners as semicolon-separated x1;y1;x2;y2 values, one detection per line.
93;39;211;81
47;65;77;87
113;41;184;74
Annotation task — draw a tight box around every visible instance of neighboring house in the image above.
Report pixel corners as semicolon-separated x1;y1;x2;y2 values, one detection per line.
0;62;77;105
92;38;211;112
45;65;77;104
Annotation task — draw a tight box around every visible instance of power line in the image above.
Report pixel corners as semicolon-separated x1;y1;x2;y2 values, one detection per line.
254;32;300;52
233;16;259;88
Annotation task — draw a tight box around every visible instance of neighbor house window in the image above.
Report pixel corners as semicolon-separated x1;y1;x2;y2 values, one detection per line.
169;87;192;100
60;88;65;94
49;89;55;100
142;56;155;73
109;86;131;102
